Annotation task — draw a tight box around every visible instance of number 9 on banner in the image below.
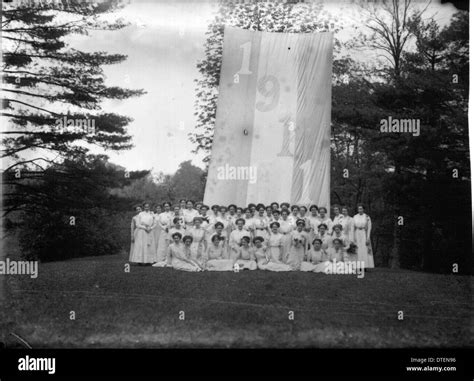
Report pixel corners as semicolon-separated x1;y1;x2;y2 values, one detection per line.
256;75;280;112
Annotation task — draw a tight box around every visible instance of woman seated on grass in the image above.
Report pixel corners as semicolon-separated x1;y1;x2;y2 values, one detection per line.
253;236;292;272
327;238;345;263
301;238;328;272
204;234;234;271
231;235;257;270
154;232;202;272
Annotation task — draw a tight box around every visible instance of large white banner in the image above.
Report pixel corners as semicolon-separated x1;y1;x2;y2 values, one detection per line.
204;26;333;208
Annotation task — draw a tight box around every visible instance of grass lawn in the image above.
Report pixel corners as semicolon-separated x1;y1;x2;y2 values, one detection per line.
0;254;472;348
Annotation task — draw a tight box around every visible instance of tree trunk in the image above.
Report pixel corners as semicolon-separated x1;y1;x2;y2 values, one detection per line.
390;217;401;269
0;240;7;302
390;164;401;269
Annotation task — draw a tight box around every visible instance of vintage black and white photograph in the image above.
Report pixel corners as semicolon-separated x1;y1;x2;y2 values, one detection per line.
0;0;472;376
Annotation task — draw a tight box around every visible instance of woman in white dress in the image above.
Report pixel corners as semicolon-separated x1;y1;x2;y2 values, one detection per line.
340;206;355;243
307;204;320;245
298;206;309;229
243;208;256;240
327;238;345;262
165;232;203;272
253;236;292;272
231;236;257;270
332;204;344;227
195;201;203;212
188;217;207;262
267;222;284;262
209;204;220;228
156;202;173;263
227;204;238;232
178;199;187;213
286;219;308;270
301;238;328;272
329;224;349;250
315;223;332;251
248;203;257;217
182;200;199;229
280;202;290;214
129;205;142;260
323;238;347;274
212;221;229;258
129;203;158;264
253;205;270;242
198;205;210;229
265;205;273;219
215;205;230;235
152;204;162;252
288;205;300;226
229;218;248;257
316;207;333;234
203;234;234;271
168;217;186;239
171;205;185;228
279;209;293;259
353;204;374;268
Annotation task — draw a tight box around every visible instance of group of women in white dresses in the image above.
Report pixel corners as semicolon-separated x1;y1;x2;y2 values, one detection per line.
129;200;374;272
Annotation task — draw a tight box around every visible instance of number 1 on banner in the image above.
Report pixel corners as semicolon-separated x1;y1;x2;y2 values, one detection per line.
237;42;252;75
299;159;312;204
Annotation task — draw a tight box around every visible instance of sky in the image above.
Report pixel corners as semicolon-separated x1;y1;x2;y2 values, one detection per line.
68;0;457;175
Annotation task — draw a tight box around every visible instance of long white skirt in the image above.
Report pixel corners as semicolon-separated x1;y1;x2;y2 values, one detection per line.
156;232;169;263
206;259;234;271
354;229;374;268
235;259;257;270
170;258;202;272
129;229;157;264
300;261;318;272
286;246;305;270
257;259;291;272
152;225;162;252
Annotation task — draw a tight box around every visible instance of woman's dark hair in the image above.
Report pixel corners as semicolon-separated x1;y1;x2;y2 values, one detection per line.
171;232;182;239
